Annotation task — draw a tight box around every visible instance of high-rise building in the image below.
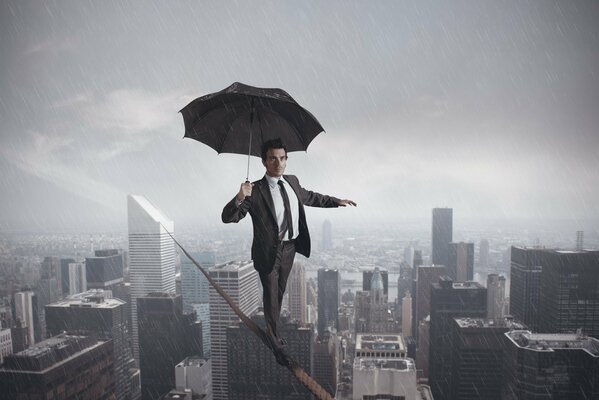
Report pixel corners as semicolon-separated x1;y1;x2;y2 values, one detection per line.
86;249;125;291
353;358;417;400
448;242;474;282
138;292;202;400
60;257;76;296
404;246;415;268
402;292;412;338
450;317;525;400
510;247;543;332
209;260;260;400
431;208;453;267
397;263;412;304
576;230;584;251
479;239;489;270
429;278;487;400
413;250;423;269
127;194;176;362
355;268;393;334
227;313;313;400
318;268;340;338
45;289;140;400
13;291;35;345
362;268;389;295
287;261;307;324
487;274;506;320
181;251;213;355
313;332;341;398
0;328;12;364
175;357;212;400
322;219;333;251
0;333;115;399
537;249;599;338
503;330;599;399
414;265;446;340
37;256;63;340
67;261;87;295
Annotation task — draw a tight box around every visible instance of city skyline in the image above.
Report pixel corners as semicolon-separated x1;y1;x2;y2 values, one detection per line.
1;1;598;233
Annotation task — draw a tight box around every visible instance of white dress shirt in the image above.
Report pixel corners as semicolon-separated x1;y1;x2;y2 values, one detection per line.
264;174;300;240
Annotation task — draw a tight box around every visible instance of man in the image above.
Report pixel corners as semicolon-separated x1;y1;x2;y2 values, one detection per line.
222;138;356;366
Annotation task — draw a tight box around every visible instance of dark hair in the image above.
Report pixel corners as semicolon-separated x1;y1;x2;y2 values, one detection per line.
261;138;287;161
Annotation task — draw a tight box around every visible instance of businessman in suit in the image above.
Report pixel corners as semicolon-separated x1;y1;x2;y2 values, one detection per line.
222;138;356;366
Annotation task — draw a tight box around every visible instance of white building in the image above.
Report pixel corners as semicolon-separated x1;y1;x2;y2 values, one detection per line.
0;328;12;364
175;357;212;400
287;261;307;324
487;273;506;320
127;194;176;363
68;262;87;295
402;292;413;338
209;260;260;400
14;291;35;345
353;358;417;400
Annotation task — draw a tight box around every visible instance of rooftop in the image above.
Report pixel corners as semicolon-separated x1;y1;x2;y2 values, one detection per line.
354;357;415;371
46;289;124;309
210;260;254;272
506;330;599;356
356;333;404;352
455;317;526;330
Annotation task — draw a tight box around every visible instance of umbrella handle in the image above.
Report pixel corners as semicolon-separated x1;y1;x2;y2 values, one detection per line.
246;99;254;182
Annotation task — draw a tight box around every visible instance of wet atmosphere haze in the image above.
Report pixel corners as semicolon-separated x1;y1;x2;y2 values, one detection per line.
1;0;598;233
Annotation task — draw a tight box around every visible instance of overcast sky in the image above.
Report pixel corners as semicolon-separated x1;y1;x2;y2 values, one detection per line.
1;0;598;233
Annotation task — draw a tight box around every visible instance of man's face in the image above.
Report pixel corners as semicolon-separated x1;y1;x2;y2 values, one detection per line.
262;148;287;178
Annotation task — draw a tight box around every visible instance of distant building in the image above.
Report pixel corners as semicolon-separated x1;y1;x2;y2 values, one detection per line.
362;268;389;295
209;261;260;400
138;292;202;400
227;313;313;400
322;219;333;250
175;357;212;400
479;239;489;270
503;330;599;399
0;333;114;399
404;246;415;268
355;268;393;334
414;265;446;340
429;278;487;400
13;291;35;345
402;292;412;338
448;242;474;282
37;256;63;339
60;257;76;295
450;317;526;400
487;274;506;320
86;249;125;291
318;269;340;338
0;328;12;364
353;358;417;400
431;208;453;267
45;289;140;400
181;251;213;355
287;261;307;324
67;261;87;295
128;194;176;363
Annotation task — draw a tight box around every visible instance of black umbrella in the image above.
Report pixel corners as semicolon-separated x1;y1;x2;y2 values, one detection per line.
179;82;324;180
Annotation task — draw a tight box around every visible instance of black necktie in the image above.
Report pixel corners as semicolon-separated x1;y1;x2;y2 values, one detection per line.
278;180;293;240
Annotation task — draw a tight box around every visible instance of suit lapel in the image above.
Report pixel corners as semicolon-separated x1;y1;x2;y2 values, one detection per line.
256;177;278;224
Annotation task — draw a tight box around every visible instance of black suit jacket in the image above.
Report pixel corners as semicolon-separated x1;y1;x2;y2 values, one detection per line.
222;174;340;274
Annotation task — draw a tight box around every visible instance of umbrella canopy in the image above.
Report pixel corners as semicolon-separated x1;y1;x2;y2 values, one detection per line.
180;82;324;162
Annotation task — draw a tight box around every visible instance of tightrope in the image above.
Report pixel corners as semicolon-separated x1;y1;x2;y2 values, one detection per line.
164;228;335;400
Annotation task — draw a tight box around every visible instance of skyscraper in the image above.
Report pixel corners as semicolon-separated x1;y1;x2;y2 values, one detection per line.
448;242;474;282
487;273;506;320
362;269;389;295
317;268;340;338
322;219;333;251
127;194;176;363
38;256;63;340
287;261;307;324
67;261;86;295
45;289;140;400
355;268;393;334
431;208;453;267
138;292;202;400
479;239;489;270
429;278;487;400
510;247;543;332
404;246;415;268
86;249;125;291
503;330;599;399
414;265;446;339
227;313;313;400
402;292;412;338
209;261;260;400
13;291;34;346
450;317;525;400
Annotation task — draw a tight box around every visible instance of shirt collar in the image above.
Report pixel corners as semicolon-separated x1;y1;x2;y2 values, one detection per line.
265;174;286;189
